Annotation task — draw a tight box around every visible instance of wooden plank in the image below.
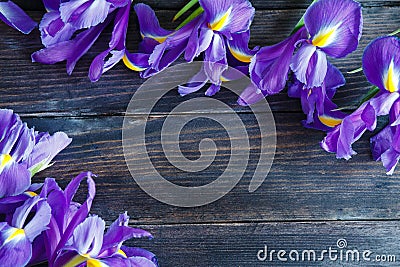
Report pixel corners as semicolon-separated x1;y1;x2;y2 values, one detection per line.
1;7;398;116
128;221;400;266
25;115;400;225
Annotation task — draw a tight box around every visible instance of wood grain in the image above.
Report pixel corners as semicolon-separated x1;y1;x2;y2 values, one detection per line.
27;115;400;225
129;221;400;266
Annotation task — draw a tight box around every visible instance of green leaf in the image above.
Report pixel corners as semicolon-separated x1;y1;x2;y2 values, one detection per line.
389;28;400;36
358;86;380;107
29;161;53;178
173;0;199;21
347;67;363;74
176;6;204;30
291;0;319;34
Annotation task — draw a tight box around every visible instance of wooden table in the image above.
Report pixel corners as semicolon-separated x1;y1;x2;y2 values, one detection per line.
2;1;400;266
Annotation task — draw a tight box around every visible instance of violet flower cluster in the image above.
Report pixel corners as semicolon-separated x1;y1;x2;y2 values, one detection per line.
124;0;257;96
319;36;400;175
32;0;133;82
0;0;398;174
0;109;158;267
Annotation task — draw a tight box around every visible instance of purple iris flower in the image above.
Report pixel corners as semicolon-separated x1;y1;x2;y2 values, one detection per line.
124;3;201;78
39;172;96;266
53;213;157;267
0;109;71;198
0;196;51;267
125;0;256;95
239;0;362;105
0;1;37;34
321;37;400;173
32;0;132;82
179;30;258;96
290;0;362;88
183;0;255;96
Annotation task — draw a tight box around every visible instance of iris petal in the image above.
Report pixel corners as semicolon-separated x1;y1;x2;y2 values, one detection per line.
227;31;257;63
291;43;328;88
304;0;362;58
123;52;150;72
0;161;31;198
39;11;75;47
89;2;131;82
249;27;307;96
0;223;31;267
60;0;112;30
199;0;254;35
363;37;400;93
134;4;172;43
27;132;72;177
0;1;37;34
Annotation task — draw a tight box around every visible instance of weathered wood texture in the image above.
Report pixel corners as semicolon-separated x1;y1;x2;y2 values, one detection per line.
27;115;400;225
1;0;400;266
130;221;400;266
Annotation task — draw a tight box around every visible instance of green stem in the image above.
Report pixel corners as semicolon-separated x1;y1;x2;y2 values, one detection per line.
389;28;400;36
290;0;319;34
173;0;199;21
176;6;204;30
358;86;380;107
347;67;363;74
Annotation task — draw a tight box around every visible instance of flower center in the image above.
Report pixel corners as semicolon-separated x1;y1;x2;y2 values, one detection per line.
312;25;339;48
0;154;13;170
86;258;104;267
24;191;38;197
208;7;232;31
5;228;25;243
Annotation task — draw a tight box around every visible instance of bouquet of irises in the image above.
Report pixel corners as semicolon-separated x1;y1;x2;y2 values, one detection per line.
0;109;158;267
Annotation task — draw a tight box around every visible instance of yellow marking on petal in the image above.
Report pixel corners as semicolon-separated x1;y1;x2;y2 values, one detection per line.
308;89;312;97
319;115;343;128
62;254;87;267
220;76;230;82
312;25;339;48
117;249;128;258
384;60;399;93
123;55;147;72
228;46;252;63
140;33;168;44
24;191;37;197
0;154;12;169
87;258;106;267
5;228;25;243
208;6;232;31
